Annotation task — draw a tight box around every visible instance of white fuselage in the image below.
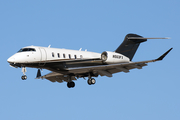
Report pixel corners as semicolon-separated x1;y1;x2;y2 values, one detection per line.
7;46;101;63
7;46;130;68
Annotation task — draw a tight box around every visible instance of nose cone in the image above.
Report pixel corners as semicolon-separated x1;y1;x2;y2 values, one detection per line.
7;56;15;63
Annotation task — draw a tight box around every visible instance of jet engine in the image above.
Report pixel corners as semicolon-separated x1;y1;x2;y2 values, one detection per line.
101;51;130;64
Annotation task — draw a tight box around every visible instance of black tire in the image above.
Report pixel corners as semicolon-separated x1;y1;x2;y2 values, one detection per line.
91;78;96;84
67;82;71;88
87;79;92;85
21;75;27;80
24;75;27;80
70;82;75;88
67;82;75;88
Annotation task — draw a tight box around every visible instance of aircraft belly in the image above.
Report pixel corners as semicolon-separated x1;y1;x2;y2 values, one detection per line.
65;62;102;68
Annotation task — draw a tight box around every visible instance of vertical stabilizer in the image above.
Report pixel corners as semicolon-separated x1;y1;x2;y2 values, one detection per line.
115;34;147;61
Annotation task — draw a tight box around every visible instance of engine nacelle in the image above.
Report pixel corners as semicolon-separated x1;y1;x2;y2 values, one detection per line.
101;51;130;64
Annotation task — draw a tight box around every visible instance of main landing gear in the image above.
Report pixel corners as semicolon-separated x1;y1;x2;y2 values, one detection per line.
67;81;75;88
67;76;75;88
87;73;96;85
21;67;27;80
67;77;96;88
87;78;96;85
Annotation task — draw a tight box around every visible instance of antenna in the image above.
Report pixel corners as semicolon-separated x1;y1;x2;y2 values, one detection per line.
48;45;51;48
79;48;82;51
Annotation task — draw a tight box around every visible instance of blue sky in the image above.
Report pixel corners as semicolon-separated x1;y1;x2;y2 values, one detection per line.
0;0;179;120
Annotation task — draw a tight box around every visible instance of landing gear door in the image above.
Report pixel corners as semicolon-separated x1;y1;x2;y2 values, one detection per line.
39;48;47;65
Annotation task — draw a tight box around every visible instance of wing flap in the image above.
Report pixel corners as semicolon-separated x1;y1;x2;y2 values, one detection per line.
67;61;150;75
98;70;112;77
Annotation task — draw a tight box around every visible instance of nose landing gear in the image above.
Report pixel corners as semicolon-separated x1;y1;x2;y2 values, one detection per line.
21;75;27;80
21;67;27;80
67;76;75;88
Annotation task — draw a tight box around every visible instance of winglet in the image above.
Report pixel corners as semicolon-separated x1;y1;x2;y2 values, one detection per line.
156;48;173;61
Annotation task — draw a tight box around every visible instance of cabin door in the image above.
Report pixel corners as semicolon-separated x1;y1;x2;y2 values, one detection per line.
39;48;47;66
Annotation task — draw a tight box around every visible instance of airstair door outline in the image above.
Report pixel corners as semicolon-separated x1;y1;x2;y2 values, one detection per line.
39;48;47;66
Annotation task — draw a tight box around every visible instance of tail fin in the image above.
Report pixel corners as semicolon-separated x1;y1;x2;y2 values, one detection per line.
115;34;147;61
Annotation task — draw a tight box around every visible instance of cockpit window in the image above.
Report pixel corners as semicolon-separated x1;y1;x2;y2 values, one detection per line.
18;48;36;52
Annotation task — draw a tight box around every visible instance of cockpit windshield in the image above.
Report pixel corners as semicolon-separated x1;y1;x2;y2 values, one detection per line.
18;48;36;52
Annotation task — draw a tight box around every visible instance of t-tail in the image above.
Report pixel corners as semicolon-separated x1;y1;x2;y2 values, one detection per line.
115;33;169;61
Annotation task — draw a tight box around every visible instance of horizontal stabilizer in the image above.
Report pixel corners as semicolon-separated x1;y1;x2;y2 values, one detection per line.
128;37;170;40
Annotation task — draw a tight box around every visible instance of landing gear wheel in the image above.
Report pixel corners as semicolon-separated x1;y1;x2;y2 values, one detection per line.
87;78;96;85
88;79;92;85
67;81;75;88
21;75;27;80
91;78;96;84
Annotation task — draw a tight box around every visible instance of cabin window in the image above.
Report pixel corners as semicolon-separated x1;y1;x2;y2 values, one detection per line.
74;55;77;59
69;54;71;59
57;53;60;58
63;54;66;58
52;52;54;57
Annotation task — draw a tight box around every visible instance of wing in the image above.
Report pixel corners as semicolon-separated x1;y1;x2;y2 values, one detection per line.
67;60;149;77
66;48;173;77
37;48;172;82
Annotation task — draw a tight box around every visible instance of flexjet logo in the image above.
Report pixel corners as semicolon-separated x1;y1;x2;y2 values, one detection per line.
113;55;123;59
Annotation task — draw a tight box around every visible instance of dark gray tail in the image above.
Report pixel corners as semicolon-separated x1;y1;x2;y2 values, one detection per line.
115;34;147;61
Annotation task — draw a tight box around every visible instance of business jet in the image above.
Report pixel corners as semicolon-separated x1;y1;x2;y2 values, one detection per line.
7;34;172;88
